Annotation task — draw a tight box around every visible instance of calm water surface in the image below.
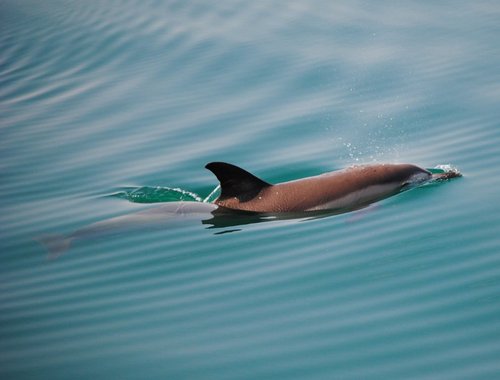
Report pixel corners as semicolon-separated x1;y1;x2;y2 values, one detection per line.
1;1;500;379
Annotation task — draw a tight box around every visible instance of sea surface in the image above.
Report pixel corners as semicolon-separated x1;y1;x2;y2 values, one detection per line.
1;1;500;379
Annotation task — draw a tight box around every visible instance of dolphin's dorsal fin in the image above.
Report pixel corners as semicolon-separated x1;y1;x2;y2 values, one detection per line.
205;162;271;201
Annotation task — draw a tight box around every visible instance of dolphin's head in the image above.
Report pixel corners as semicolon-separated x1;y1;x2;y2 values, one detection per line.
400;165;432;189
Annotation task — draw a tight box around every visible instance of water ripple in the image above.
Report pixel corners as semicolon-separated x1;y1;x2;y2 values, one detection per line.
2;0;500;379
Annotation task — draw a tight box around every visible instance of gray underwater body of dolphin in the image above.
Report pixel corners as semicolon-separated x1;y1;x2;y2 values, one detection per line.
38;161;461;258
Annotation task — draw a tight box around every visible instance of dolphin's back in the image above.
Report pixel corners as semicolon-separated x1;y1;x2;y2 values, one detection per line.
206;162;431;213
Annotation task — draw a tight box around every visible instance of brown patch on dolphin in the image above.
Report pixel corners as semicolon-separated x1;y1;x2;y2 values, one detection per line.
205;162;460;213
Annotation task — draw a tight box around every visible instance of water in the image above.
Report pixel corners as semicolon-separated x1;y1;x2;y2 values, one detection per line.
1;1;500;378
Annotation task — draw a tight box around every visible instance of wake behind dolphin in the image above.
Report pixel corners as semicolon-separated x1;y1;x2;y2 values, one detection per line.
37;161;461;258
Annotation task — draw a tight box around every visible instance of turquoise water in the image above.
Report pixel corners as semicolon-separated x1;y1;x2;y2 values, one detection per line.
2;1;500;379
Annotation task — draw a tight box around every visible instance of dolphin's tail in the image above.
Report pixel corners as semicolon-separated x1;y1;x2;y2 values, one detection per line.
36;234;73;260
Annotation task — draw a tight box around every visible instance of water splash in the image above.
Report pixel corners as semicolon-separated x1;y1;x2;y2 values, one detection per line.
109;186;202;203
432;164;461;175
203;185;220;203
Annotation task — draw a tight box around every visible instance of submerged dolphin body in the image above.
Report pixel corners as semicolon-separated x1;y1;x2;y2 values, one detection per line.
38;161;460;258
205;162;459;213
37;202;219;259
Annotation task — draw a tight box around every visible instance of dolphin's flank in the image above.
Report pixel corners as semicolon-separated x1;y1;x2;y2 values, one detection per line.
205;162;459;213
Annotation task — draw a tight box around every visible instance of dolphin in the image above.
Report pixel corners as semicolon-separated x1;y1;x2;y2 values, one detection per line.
205;162;460;213
37;161;460;258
